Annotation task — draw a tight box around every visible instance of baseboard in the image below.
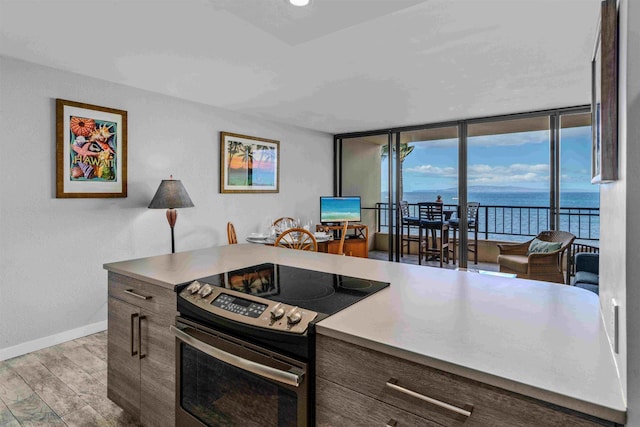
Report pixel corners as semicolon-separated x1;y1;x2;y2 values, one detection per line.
0;320;107;361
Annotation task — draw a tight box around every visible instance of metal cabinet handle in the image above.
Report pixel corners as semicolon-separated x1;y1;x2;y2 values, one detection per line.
171;325;303;387
124;289;152;300
386;378;472;418
130;313;139;356
386;419;397;427
138;315;146;359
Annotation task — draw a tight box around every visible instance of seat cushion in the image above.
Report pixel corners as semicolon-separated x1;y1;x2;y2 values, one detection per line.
420;220;444;227
448;218;476;228
574;271;599;285
497;254;529;274
527;238;562;255
575;283;599;295
403;216;420;224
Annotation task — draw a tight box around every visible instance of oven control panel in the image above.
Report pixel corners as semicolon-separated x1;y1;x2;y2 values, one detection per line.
211;294;267;318
179;281;318;334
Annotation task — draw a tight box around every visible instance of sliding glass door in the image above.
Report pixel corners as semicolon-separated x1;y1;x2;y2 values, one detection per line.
335;105;596;266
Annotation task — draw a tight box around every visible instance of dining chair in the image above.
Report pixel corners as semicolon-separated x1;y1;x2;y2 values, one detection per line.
227;222;237;245
417;202;449;267
337;221;351;256
273;217;296;232
448;202;480;265
275;228;318;252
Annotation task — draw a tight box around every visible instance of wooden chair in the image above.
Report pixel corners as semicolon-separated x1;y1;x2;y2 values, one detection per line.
226;222;237;245
273;217;296;232
417;202;449;267
275;228;318;252
449;202;480;265
337;221;351;256
400;201;420;256
497;231;575;283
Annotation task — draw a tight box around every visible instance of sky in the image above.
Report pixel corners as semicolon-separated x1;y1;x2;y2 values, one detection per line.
381;126;595;193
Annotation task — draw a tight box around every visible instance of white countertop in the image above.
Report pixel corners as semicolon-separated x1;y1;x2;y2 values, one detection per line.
103;244;625;423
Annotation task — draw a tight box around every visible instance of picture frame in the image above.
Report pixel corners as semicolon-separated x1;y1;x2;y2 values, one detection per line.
220;131;279;193
591;0;618;184
56;99;127;198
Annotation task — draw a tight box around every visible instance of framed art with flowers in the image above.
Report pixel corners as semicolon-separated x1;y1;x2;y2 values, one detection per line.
56;99;127;198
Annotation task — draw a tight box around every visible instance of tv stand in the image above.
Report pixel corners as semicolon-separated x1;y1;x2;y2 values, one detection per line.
316;223;368;258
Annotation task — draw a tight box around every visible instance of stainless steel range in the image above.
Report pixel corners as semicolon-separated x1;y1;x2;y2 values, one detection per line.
172;262;389;427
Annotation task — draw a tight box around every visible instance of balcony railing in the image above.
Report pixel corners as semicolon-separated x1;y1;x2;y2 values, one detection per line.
370;203;599;241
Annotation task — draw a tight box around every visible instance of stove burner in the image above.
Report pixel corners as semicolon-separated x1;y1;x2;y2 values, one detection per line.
279;283;336;302
338;278;374;290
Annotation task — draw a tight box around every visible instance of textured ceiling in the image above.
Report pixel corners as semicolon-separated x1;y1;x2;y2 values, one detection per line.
0;0;601;134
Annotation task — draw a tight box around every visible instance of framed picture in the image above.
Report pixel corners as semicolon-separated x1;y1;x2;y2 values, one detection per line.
220;131;279;193
591;0;618;184
56;99;127;197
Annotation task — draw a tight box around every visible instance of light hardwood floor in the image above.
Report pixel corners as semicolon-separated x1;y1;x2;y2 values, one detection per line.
0;331;141;427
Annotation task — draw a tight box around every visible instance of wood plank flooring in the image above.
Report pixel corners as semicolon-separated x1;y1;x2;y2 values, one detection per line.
0;331;141;427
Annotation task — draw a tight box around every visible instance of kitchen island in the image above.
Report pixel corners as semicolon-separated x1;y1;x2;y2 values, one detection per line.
104;243;625;426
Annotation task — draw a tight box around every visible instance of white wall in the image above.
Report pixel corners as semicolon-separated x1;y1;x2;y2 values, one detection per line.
0;56;333;359
600;0;640;424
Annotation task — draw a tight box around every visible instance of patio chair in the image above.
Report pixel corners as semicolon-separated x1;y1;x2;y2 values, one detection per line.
566;242;600;285
496;231;575;284
418;202;450;267
400;201;420;256
448;202;480;265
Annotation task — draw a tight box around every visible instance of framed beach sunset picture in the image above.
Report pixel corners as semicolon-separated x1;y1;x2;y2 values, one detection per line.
220;132;279;193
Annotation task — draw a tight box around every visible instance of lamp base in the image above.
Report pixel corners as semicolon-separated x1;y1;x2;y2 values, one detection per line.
166;209;177;253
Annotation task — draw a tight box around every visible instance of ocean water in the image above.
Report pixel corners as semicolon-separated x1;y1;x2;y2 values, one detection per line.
379;191;599;241
386;191;599;208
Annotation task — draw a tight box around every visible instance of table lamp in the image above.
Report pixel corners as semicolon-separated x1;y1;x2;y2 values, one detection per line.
148;175;194;253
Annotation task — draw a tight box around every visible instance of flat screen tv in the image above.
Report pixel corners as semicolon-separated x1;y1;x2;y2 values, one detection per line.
320;196;361;223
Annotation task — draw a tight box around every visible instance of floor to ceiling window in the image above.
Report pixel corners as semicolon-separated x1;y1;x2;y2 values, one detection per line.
559;112;599;241
467;115;551;243
334;105;598;268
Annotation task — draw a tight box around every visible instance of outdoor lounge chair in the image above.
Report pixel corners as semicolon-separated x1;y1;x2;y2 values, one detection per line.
496;231;576;284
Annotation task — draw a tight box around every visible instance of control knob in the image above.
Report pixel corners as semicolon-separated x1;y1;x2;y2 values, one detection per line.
270;303;285;321
198;284;213;298
186;281;201;294
286;307;303;325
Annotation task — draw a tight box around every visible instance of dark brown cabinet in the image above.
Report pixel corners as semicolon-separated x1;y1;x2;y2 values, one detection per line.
107;272;176;427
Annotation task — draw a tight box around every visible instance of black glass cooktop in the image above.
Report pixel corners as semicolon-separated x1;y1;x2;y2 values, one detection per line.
194;263;389;316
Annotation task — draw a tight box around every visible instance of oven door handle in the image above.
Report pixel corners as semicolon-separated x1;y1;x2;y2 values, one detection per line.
170;325;304;388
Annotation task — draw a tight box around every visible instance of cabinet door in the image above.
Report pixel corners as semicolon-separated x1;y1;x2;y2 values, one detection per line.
139;310;175;427
107;297;141;418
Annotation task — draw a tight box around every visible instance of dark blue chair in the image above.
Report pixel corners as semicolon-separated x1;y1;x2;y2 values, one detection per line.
418;202;449;267
572;253;599;295
401;201;420;256
448;202;480;265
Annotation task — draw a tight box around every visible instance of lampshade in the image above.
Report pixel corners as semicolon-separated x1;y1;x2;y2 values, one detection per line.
148;178;194;209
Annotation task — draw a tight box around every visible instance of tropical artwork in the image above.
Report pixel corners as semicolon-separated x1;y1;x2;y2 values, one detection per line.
220;132;279;193
56;99;127;198
68;116;117;182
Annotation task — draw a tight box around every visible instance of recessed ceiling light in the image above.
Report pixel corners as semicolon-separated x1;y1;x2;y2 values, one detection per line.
289;0;310;6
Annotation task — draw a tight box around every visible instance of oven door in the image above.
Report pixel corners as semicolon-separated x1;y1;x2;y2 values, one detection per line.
172;319;308;427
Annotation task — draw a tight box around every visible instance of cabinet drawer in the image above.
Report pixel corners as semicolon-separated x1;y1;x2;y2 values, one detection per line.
316;335;611;427
317;377;439;427
108;272;177;315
